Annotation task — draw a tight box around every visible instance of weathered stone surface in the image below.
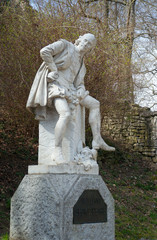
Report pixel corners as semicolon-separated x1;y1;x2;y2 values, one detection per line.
10;174;115;240
153;156;157;163
102;103;157;162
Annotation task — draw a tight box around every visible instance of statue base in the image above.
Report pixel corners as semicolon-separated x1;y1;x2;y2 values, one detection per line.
28;162;99;175
10;174;115;240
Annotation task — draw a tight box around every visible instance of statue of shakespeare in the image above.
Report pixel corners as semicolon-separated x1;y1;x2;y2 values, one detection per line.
26;33;115;165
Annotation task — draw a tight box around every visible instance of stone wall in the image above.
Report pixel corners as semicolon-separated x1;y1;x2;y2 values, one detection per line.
102;104;157;163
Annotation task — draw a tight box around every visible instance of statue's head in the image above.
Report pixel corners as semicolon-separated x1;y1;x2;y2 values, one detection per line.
75;33;96;54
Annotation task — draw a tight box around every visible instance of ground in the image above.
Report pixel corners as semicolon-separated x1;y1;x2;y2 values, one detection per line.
99;150;157;240
0;118;157;240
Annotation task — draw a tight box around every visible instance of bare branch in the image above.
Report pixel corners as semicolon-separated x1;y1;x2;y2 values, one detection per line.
78;0;102;24
85;0;127;6
134;68;157;75
133;32;157;39
18;61;30;89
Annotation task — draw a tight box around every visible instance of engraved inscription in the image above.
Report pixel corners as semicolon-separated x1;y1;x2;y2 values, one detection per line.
73;190;107;224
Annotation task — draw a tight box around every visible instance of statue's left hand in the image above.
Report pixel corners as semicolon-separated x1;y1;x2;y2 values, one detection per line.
47;71;59;82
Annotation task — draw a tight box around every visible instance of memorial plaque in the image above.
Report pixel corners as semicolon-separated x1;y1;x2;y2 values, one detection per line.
73;190;107;224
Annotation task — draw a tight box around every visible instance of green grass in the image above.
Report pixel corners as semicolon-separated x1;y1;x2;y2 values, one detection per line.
0;234;9;240
114;185;157;240
99;152;157;240
135;181;156;191
115;204;157;240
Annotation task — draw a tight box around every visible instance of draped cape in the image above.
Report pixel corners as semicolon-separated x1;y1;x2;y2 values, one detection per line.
26;40;86;120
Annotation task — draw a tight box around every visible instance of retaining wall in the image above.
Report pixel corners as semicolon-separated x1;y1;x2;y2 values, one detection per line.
102;104;157;163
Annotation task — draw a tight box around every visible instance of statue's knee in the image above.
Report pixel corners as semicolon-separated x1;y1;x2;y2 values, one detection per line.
89;116;95;125
90;99;100;110
95;100;100;109
60;110;71;121
65;111;71;120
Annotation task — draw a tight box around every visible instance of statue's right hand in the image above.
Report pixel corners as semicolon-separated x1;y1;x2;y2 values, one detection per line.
47;71;59;82
48;84;65;99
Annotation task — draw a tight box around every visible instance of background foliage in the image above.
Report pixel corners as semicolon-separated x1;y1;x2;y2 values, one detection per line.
0;0;143;138
1;0;156;138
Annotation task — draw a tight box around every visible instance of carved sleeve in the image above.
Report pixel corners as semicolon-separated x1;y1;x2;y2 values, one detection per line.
40;40;65;72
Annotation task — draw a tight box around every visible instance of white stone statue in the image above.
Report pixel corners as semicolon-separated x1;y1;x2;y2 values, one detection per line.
26;33;115;170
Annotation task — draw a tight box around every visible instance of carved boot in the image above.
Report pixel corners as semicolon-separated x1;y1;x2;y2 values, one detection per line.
92;138;115;152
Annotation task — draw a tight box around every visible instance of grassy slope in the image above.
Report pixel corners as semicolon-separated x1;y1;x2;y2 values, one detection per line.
98;150;157;240
0;119;157;240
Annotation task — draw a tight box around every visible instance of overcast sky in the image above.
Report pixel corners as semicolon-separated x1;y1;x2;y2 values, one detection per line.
133;36;157;111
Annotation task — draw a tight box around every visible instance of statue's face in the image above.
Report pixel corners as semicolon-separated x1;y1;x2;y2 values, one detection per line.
77;36;93;53
76;34;96;54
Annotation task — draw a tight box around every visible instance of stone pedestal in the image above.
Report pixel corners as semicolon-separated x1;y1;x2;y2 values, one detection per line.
10;174;115;240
